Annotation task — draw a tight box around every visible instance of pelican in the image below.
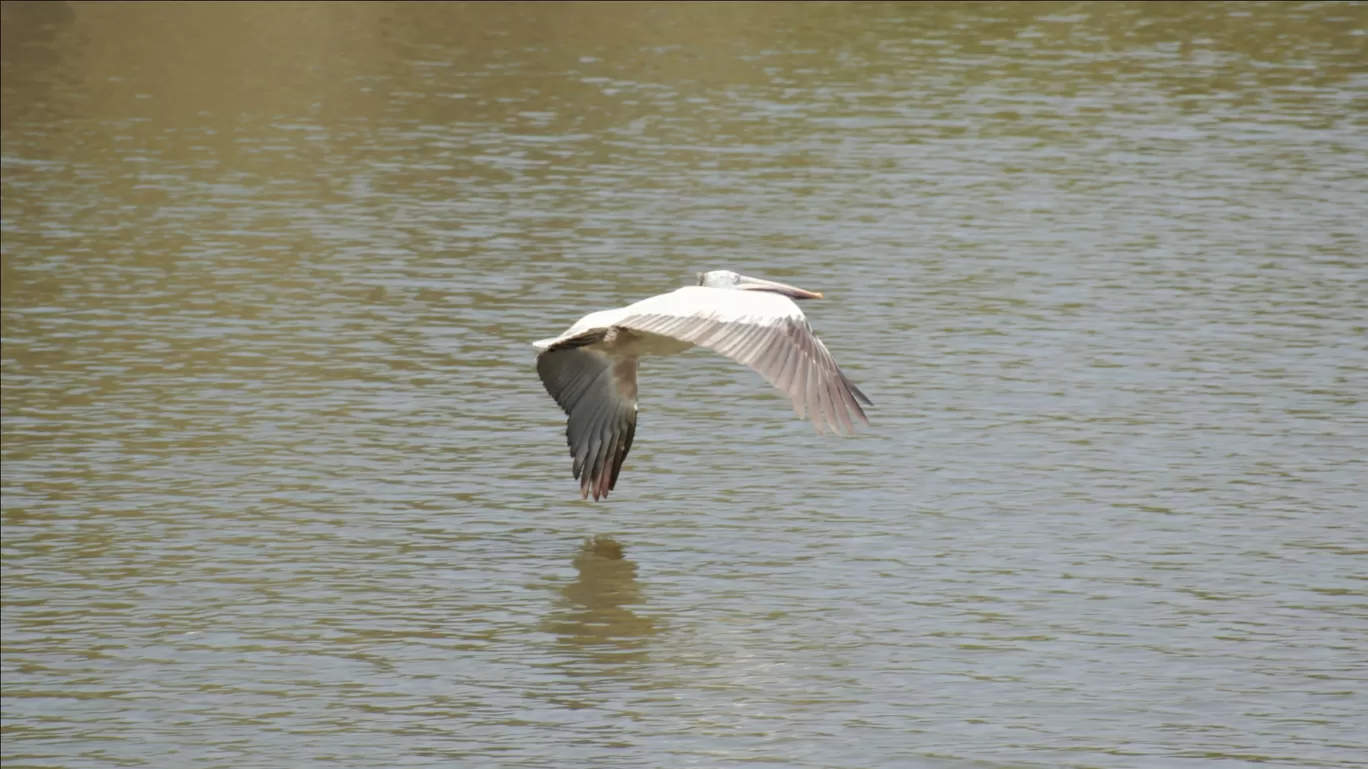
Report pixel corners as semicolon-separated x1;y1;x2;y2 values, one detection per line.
533;270;873;500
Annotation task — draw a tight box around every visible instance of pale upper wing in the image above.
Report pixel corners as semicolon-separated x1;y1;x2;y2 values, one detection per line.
536;337;639;501
616;287;872;435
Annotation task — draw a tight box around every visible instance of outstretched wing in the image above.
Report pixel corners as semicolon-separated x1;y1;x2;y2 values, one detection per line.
536;337;639;501
616;287;872;436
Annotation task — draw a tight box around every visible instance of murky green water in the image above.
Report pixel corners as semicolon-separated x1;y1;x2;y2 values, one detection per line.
3;2;1366;767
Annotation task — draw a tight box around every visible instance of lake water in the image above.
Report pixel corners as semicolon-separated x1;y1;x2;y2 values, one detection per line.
2;2;1366;767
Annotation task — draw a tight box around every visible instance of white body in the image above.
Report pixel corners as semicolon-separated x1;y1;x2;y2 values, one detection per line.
534;286;798;356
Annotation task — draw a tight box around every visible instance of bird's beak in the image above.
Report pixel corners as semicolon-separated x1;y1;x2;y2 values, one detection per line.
736;275;824;300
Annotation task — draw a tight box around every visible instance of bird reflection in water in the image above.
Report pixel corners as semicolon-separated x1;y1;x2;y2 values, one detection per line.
541;535;657;668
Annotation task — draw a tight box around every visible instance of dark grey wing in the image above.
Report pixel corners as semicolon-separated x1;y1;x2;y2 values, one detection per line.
621;312;870;436
536;341;639;501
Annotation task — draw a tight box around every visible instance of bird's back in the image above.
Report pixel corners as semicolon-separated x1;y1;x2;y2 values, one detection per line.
620;286;806;325
534;286;806;351
533;306;630;350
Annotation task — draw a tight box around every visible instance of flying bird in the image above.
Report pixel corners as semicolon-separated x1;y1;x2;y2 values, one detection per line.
534;270;873;500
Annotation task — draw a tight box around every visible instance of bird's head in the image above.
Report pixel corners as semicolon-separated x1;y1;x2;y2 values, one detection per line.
695;270;824;300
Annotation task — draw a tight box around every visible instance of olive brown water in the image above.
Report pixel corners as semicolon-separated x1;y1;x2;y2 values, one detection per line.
2;3;1365;767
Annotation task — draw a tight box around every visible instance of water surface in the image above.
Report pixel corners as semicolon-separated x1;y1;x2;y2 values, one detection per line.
3;2;1366;767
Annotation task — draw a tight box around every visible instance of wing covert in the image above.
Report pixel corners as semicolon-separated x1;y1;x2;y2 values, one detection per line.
614;289;871;435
